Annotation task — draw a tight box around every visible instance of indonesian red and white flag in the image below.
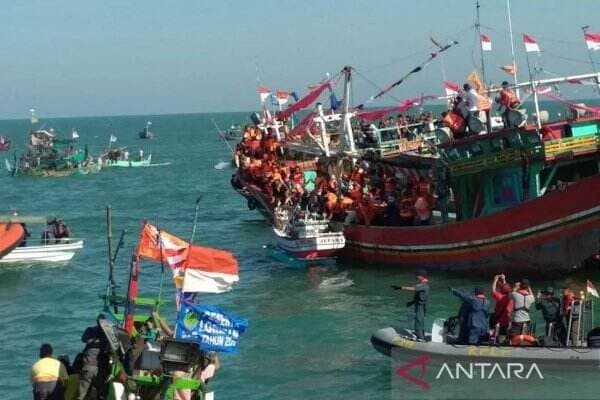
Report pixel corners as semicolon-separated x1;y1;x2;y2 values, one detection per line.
137;222;239;293
587;280;599;298
182;245;239;293
443;81;460;97
257;86;271;103
276;89;289;106
481;34;492;51
584;33;600;51
523;34;540;53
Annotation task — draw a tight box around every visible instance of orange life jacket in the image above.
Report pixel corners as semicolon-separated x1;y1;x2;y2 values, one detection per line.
510;334;537;346
442;112;464;133
499;89;519;108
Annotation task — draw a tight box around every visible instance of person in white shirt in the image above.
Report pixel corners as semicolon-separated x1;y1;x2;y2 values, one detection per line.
463;83;480;134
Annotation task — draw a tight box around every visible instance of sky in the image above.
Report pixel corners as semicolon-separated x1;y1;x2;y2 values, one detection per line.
1;0;600;118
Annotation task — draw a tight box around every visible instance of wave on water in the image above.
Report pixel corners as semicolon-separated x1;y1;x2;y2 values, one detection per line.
318;271;354;290
214;160;230;170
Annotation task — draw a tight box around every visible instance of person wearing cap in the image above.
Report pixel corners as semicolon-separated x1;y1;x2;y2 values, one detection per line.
463;83;480;134
495;81;520;128
509;279;535;336
491;274;513;342
536;287;566;345
450;287;490;344
392;270;430;340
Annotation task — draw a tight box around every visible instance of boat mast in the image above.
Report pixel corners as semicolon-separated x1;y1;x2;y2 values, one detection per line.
524;43;543;129
506;0;520;99
475;1;487;85
581;25;600;96
341;66;356;154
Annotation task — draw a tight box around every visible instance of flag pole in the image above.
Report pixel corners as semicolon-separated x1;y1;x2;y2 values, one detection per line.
506;0;520;100
475;1;487;86
524;44;542;129
190;196;202;244
581;25;600;96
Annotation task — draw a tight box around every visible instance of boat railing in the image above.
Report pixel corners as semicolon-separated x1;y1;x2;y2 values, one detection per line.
544;133;600;161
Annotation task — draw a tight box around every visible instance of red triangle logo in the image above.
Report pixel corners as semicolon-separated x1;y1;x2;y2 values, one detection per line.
395;355;431;390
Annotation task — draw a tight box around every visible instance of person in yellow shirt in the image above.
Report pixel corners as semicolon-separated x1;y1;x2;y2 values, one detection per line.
31;343;68;400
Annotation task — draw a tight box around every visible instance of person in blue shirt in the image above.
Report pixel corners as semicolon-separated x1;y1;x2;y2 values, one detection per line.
450;287;490;344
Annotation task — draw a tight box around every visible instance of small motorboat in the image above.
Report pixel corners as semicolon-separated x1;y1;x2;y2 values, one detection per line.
225;124;243;141
371;310;600;368
139;121;154;139
0;238;83;263
0;215;83;264
273;210;345;260
0;135;10;151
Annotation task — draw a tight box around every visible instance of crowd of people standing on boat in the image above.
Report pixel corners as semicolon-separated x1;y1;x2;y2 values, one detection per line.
233;123;451;227
399;270;589;347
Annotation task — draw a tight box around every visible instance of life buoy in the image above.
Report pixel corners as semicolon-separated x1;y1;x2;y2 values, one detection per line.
510;334;537;346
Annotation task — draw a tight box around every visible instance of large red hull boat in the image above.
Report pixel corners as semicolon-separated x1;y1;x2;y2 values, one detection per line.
343;174;599;273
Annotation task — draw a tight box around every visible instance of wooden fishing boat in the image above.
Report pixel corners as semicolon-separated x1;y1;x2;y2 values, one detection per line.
343;117;600;274
104;154;152;167
0;238;83;264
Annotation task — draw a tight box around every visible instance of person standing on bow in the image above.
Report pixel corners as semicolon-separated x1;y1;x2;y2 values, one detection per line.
393;270;430;340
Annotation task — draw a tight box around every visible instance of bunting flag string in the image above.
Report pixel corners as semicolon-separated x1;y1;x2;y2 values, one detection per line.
356;39;459;108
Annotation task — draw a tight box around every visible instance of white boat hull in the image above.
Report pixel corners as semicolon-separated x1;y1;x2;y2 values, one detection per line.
274;229;345;259
0;240;83;264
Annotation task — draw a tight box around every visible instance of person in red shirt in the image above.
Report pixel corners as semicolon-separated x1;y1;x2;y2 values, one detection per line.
491;274;513;343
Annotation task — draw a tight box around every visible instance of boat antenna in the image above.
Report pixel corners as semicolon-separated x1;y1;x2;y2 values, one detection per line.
581;25;600;96
506;0;520;99
211;118;235;155
190;196;202;244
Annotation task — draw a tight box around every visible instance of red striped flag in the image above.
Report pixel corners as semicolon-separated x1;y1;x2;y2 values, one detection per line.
480;34;492;51
584;33;600;51
257;86;271;103
523;34;540;53
443;81;460;96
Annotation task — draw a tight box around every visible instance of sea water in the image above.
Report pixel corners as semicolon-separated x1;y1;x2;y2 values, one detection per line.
0;105;599;399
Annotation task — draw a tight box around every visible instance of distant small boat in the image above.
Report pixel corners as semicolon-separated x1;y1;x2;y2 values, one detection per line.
0;135;10;151
225;124;243;141
139;121;154;139
0;239;83;264
104;154;152;168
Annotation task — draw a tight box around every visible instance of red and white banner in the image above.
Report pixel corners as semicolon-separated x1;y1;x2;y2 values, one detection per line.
480;34;492;51
257;86;271;103
584;33;600;51
443;81;460;97
137;222;239;293
523;34;540;53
